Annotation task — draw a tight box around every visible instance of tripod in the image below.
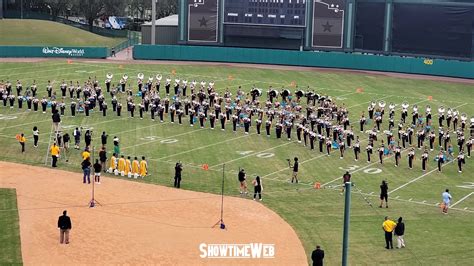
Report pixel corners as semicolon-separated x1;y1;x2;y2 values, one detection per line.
88;146;102;208
212;164;226;229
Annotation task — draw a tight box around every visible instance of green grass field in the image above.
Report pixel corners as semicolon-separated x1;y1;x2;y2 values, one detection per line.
0;189;22;264
0;20;125;47
0;61;473;265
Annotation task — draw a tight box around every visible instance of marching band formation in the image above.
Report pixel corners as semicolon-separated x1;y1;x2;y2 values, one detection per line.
1;72;473;174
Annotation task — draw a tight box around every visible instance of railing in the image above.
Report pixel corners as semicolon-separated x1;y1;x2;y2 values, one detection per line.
108;31;141;56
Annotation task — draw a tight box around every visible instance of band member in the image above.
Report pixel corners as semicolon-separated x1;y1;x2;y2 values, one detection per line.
33;97;39;111
60;81;67;98
16;80;22;96
108;153;117;174
116;102;122;116
40;97;47;113
189;109;196;127
275;121;283;138
437;151;444;172
50;142;60;167
286;121;292;140
421;149;429;171
30;81;37;97
265;119;271;136
407;148;415;169
132;157;140;178
70;101;76;117
73;128;81;149
443;129;450;151
366;143;373;162
170;104;176;123
354;136;360;161
339;139;345;159
368;103;375;120
256;118;262;135
139;156;148;178
394;144;401;167
177;108;184;125
325;138;332;156
199;111;206;128
17;95;23;109
378;145;384;164
457;151;465;173
84;100;90;116
165;77;171;95
102;102;107;116
238;168;248;195
467;137;473;158
118;155;126;176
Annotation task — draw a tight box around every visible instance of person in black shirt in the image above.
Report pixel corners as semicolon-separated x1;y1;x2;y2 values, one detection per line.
93;159;102;184
342;171;351;193
379;180;389;208
52;109;61;132
174;161;183;188
290;157;299;183
101;131;108;148
394;217;406;248
311;245;324;266
252;175;263;201
57;210;72;244
99;147;107;172
84;130;92;149
81;158;91;184
238;168;248;195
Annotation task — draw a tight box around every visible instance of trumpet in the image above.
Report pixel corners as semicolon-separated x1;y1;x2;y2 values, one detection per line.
438;106;445;113
106;73;113;79
378;100;386;108
156;74;162;81
402;102;409;109
137;73;144;80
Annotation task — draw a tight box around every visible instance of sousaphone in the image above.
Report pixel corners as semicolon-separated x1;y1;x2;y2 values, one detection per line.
378;100;386;108
402;101;409;109
137;73;144;80
156;74;162;81
438;106;445;113
122;74;128;81
106;73;113;79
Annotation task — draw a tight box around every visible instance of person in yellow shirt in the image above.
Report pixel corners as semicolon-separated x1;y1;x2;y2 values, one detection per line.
18;133;26;153
382;216;397;249
81;148;90;161
125;156;132;178
118;155;126;176
132;157;140;179
50;142;60;167
139;156;148;178
108;153;117;174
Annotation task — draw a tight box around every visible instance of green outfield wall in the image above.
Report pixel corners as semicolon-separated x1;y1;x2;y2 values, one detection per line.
133;45;474;79
0;46;108;58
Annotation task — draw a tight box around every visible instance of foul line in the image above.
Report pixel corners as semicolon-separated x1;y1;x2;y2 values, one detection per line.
450;192;474;208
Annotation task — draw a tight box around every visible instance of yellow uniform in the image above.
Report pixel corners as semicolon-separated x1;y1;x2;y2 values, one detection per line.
383;220;397;232
19;136;26;143
109;155;117;169
82;151;90;160
50;145;60;156
118;157;126;173
132;160;139;174
125;159;131;175
139;160;147;177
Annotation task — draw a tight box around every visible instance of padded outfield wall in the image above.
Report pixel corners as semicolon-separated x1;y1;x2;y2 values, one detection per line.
0;46;108;58
133;44;474;79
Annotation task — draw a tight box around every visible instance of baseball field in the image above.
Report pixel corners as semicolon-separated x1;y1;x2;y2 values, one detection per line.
0;59;473;265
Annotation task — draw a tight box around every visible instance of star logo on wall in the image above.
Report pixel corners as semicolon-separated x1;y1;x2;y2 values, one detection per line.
199;16;208;27
322;21;333;32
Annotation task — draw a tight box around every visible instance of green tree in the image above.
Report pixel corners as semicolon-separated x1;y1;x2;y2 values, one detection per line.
74;0;126;31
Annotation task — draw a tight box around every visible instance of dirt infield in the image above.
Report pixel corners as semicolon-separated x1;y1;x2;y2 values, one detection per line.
0;162;307;265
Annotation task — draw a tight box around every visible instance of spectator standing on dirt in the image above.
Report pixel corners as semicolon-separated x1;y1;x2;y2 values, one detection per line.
57;210;72;244
311;245;324;266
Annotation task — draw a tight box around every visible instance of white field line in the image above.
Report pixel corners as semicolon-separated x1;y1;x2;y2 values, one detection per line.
389;161;453;195
157;133;255;160
1;118;52;129
0;64;98;78
209;140;296;169
450;192;474;208
121;128;205;151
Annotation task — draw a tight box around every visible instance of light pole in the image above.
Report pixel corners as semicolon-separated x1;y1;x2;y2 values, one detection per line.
151;0;156;45
342;182;352;266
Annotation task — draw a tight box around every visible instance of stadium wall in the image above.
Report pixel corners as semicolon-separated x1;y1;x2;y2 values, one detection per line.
133;44;474;79
0;46;108;59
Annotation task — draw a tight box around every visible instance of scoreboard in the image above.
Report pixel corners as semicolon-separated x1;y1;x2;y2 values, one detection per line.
224;0;307;27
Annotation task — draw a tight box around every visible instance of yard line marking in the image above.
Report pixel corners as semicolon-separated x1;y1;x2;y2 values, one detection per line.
449;192;474;208
209;140;295;169
156;133;255;160
121;128;205;150
389;161;453;195
0;62;72;76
